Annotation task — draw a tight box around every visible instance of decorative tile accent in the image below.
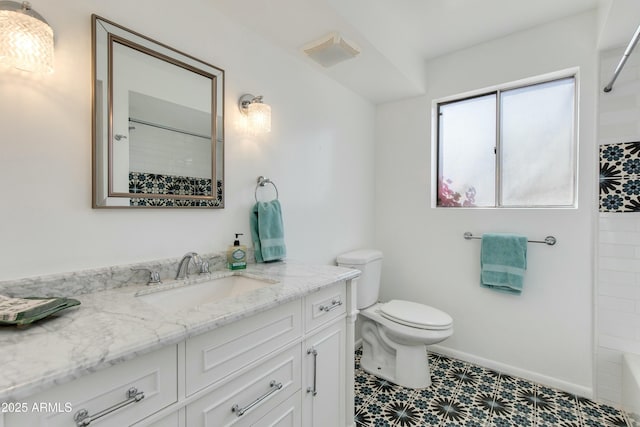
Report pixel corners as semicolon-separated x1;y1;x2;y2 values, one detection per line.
600;142;640;212
128;171;223;207
354;348;631;426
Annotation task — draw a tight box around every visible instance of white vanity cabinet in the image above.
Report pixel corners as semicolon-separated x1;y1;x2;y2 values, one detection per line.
183;282;351;427
3;278;357;427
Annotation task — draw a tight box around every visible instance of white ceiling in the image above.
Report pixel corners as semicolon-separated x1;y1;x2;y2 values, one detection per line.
212;0;640;104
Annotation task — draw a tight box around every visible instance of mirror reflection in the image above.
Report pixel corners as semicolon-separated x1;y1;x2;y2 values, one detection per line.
92;15;224;208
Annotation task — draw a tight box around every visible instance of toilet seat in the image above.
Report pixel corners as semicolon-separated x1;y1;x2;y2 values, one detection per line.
378;300;453;330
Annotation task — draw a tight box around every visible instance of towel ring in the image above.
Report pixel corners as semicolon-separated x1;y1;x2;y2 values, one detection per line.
255;176;279;202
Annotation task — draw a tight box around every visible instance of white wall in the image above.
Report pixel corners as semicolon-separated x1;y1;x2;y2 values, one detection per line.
375;12;598;395
596;46;640;405
0;0;375;280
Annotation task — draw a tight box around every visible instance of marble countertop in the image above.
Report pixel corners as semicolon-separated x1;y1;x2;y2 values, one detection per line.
0;261;360;401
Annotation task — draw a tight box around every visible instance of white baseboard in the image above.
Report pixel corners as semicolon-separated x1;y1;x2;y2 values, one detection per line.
354;338;592;398
429;344;593;398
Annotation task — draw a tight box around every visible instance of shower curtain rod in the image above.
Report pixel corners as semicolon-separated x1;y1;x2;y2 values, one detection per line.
604;23;640;93
128;118;211;140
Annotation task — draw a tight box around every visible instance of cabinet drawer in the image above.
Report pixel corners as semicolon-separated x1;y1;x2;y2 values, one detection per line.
186;299;301;396
186;344;301;426
304;282;346;332
251;390;301;427
135;410;181;427
6;345;178;427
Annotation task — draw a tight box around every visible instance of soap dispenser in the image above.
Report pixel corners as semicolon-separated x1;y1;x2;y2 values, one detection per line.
227;233;247;270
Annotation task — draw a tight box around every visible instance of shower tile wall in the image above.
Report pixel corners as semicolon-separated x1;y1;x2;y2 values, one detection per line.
600;142;640;212
598;215;640;404
597;47;640;405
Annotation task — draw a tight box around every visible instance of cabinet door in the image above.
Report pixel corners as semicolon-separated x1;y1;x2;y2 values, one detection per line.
303;320;346;427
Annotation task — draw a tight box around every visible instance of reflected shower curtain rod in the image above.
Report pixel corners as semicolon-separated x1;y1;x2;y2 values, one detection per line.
128;117;211;140
604;23;640;93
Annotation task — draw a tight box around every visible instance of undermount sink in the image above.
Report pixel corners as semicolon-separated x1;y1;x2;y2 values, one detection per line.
137;274;279;312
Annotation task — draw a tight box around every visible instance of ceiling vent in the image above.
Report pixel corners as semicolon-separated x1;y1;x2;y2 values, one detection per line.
302;32;360;68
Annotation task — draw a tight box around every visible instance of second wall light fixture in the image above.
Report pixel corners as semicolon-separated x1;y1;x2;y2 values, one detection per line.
0;1;54;74
238;94;271;134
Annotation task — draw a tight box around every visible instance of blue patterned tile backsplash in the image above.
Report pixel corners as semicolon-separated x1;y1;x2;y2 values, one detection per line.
600;142;640;212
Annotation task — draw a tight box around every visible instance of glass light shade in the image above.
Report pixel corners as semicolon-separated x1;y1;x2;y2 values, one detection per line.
247;102;271;134
0;3;54;74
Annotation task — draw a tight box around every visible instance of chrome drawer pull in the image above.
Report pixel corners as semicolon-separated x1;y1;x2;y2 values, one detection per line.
307;348;318;396
231;380;283;417
319;299;342;312
73;387;145;426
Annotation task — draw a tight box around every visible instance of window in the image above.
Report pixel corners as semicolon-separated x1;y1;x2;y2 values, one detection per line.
436;76;576;208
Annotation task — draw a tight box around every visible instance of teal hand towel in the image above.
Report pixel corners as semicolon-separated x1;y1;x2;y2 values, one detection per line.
480;233;527;294
250;200;286;262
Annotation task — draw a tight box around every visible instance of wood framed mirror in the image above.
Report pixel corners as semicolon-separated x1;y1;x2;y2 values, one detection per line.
92;15;224;208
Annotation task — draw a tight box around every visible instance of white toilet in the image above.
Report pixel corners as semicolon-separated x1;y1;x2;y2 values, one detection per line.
337;249;453;389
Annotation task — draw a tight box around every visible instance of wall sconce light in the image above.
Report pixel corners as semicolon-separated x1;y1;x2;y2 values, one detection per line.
238;93;271;134
0;1;54;74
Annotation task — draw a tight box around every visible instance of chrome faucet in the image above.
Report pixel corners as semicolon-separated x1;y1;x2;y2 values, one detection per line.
175;252;203;280
131;267;162;285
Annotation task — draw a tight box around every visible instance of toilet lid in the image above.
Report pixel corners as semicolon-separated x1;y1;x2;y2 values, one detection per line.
379;300;453;330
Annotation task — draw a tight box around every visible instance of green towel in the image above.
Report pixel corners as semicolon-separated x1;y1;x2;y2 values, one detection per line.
250;200;286;262
480;233;527;294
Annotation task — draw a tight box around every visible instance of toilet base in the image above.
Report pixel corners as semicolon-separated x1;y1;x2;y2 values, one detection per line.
360;318;432;389
360;346;432;389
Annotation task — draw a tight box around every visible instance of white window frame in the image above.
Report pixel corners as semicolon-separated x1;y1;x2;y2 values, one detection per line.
431;68;579;209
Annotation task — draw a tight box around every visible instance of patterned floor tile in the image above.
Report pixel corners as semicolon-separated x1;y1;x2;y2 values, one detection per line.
354;348;632;426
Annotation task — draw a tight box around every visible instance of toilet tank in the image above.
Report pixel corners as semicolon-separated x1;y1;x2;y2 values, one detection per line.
336;249;383;309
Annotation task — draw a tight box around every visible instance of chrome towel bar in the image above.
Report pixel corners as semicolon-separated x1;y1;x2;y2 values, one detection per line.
463;232;556;246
